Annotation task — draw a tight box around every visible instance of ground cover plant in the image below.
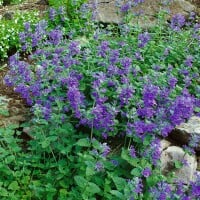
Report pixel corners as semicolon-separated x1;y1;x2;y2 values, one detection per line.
1;0;200;199
0;11;40;60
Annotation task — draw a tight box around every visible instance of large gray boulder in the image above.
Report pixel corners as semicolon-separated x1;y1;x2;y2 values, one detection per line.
170;116;200;150
160;145;197;184
89;0;196;27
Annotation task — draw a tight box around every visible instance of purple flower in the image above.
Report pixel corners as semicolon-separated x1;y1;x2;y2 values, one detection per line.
170;14;185;31
189;133;200;148
58;6;66;15
48;29;63;45
110;159;119;166
19;32;26;43
120;57;132;74
138;32;151;48
120;2;131;13
149;181;172;200
42;104;52;120
98;41;109;58
66;76;79;88
24;22;31;31
68;41;80;56
14;83;30;99
30;83;41;97
109;50;120;64
49;8;57;21
129;145;136;158
169;76;177;88
91;103;115;132
134;51;143;60
137;107;155;118
119;86;134;105
134;177;143;194
169;89;194;125
107;65;119;76
95;161;104;172
133;121;155;138
191;185;200;196
92;72;107;89
142;84;159;107
142;137;161;166
67;86;84;118
142;167;151;177
101;143;110;157
133;0;144;6
161;124;173;137
163;47;170;56
184;55;193;67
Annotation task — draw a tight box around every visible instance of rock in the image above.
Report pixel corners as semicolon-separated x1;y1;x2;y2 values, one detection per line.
161;146;197;184
0;95;28;128
2;12;14;20
197;156;200;171
160;139;171;151
170;116;200;150
36;0;49;5
89;0;196;28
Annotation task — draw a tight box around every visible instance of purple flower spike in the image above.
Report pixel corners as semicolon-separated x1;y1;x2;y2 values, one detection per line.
49;8;57;21
184;55;193;67
49;29;63;45
133;0;145;6
95;161;104;172
170;14;185;31
142;167;151;177
120;2;132;13
129;145;137;158
101;143;111;157
119;86;134;105
138;32;151;48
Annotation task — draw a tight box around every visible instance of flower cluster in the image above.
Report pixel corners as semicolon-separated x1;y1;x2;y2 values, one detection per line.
170;14;186;31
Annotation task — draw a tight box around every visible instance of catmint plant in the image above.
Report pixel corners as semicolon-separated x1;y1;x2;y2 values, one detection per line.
2;3;200;199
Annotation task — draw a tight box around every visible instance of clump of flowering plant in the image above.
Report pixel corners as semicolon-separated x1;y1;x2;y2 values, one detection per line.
3;2;200;199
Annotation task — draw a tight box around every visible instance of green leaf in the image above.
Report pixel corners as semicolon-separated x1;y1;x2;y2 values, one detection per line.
131;168;141;176
143;135;152;146
110;190;124;199
174;160;183;169
48;136;58;142
86;166;95;176
0;109;9;117
8;181;19;191
41;140;50;148
112;177;126;191
74;176;87;188
0;187;8;197
86;182;101;194
76;138;91;147
121;148;139;167
194;107;200;112
59;189;68;198
5;155;15;164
